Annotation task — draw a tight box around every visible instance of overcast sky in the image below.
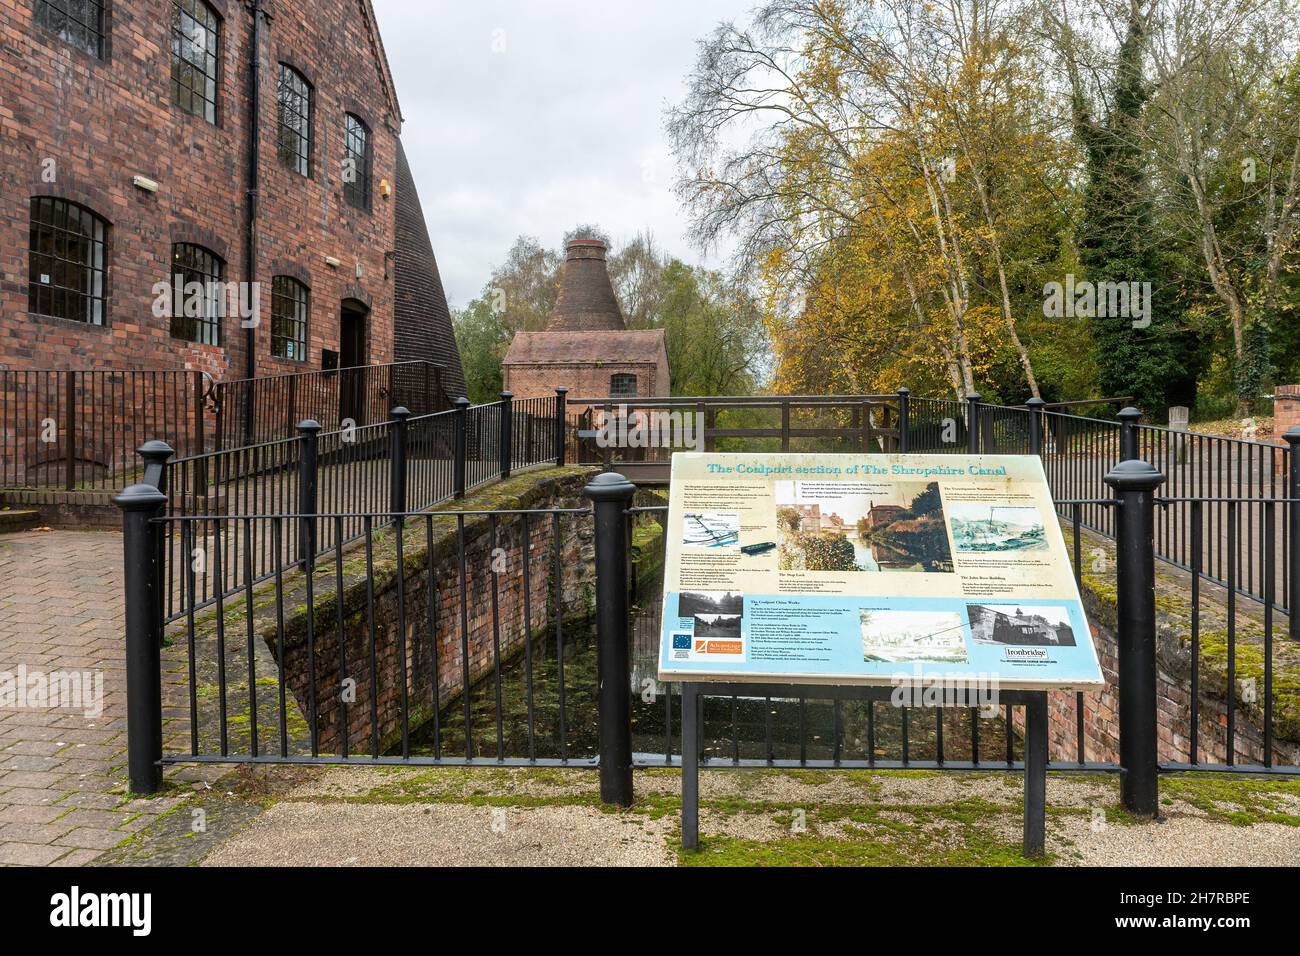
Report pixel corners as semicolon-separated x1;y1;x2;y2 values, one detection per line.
371;0;755;310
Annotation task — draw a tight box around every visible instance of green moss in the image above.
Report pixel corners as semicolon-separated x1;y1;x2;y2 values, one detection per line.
1160;773;1300;826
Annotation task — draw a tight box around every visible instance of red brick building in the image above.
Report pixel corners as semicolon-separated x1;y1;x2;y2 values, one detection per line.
0;0;462;395
503;238;669;405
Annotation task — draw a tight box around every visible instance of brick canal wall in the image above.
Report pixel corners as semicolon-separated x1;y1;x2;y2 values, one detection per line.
1026;571;1299;770
275;468;598;756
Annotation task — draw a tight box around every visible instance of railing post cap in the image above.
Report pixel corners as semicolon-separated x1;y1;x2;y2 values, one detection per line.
1103;458;1166;492
584;470;636;502
1117;406;1142;423
556;386;569;396
391;406;411;420
500;391;514;401
114;483;168;511
454;396;470;409
137;439;175;461
1025;397;1047;409
1283;425;1300;446
898;386;910;396
966;392;983;403
297;419;322;434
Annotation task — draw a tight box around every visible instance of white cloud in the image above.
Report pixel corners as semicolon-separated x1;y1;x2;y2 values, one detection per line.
372;0;753;308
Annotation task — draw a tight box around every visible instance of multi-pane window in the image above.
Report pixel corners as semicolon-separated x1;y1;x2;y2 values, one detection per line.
277;65;312;176
35;0;105;58
271;277;309;361
171;0;219;123
610;373;637;398
28;197;107;326
169;243;224;346
343;114;371;210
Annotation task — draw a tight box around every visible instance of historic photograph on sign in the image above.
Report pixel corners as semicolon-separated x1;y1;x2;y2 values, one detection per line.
860;609;968;663
677;591;744;639
775;481;954;573
967;604;1077;647
681;511;740;549
949;503;1048;553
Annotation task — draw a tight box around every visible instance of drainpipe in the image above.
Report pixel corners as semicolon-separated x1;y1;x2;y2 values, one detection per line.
243;0;264;445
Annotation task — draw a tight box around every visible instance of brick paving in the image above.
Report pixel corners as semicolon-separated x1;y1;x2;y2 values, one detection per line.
0;529;221;866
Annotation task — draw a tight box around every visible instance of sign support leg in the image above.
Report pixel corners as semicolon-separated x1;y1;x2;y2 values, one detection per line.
681;683;700;851
1023;692;1048;858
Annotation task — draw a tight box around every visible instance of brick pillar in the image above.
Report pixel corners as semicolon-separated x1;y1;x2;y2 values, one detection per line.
1276;385;1300;474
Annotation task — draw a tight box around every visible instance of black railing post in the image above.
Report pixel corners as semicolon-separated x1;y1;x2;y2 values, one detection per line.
64;370;76;491
1023;693;1048;857
297;419;321;568
138;440;174;648
1287;426;1300;641
1026;397;1046;456
1118;406;1142;462
500;391;513;480
966;392;983;454
1104;458;1166;817
585;471;636;807
191;370;205;459
554;387;568;467
897;387;911;453
453;397;469;499
116;482;168;795
390;406;410;518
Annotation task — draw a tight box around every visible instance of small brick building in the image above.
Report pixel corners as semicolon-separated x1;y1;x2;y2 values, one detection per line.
503;239;669;405
0;0;462;396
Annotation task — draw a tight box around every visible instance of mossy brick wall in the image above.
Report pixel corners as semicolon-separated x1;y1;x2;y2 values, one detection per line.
277;469;596;755
1025;585;1299;768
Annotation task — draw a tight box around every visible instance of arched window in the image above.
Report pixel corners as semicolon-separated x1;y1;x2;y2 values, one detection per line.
169;243;224;346
28;197;108;326
171;0;220;123
271;276;310;361
343;113;371;210
277;64;312;177
610;373;637;398
35;0;105;58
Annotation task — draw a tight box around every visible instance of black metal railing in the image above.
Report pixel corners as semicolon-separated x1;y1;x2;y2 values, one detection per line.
0;362;455;491
903;395;1297;617
118;455;1300;815
0;368;212;490
158;391;564;625
213;361;448;449
142;507;596;769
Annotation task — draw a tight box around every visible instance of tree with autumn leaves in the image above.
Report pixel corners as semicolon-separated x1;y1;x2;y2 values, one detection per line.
670;0;1300;416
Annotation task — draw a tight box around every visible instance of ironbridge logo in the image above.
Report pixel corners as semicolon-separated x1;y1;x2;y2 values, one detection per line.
594;406;703;450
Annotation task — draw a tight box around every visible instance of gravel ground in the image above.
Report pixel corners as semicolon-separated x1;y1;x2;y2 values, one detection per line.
200;802;675;867
137;765;1298;867
1057;817;1299;867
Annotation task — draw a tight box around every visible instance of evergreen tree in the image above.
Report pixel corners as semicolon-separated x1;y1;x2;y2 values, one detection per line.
1072;10;1196;416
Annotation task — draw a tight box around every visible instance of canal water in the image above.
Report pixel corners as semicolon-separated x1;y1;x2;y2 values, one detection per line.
406;566;1016;764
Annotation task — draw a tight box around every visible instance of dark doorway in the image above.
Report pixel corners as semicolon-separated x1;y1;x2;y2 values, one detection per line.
339;300;369;424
